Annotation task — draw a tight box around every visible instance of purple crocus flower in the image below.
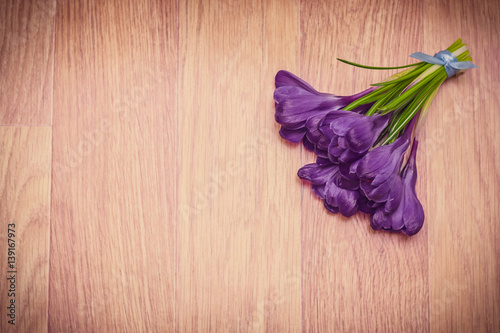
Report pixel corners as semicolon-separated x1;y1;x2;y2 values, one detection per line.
323;180;360;217
358;196;382;215
370;140;424;236
298;162;360;217
339;159;361;182
274;70;374;150
317;110;391;163
305;103;374;148
356;117;415;209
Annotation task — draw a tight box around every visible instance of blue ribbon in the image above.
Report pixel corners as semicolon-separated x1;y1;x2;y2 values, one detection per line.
410;50;478;78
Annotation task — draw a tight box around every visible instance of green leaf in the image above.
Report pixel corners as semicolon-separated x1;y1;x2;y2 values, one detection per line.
336;58;421;70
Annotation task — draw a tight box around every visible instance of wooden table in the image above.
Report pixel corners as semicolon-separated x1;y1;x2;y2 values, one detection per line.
1;0;499;331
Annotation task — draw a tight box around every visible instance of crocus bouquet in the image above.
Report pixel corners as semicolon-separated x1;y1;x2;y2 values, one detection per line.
274;39;477;236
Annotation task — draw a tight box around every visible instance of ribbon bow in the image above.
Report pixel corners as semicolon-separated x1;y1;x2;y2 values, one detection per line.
410;50;478;78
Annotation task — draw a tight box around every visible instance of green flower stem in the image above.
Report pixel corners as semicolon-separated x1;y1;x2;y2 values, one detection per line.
366;81;409;116
391;76;443;130
343;85;393;111
344;66;426;111
336;58;421;70
379;40;473;142
339;38;474;146
372;38;465;87
377;70;440;112
452;45;468;57
381;46;473;113
407;64;440;86
383;74;446;144
392;74;445;128
448;38;463;51
414;79;443;132
371;63;430;86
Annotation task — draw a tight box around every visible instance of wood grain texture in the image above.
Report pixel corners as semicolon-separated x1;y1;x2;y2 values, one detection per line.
177;0;301;330
0;0;55;125
424;0;500;332
0;127;51;332
0;0;498;331
49;0;177;331
300;0;429;332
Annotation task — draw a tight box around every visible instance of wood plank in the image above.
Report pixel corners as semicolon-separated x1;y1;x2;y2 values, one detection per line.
0;0;55;125
424;0;500;331
300;0;429;331
49;1;177;331
0;127;51;332
176;0;302;331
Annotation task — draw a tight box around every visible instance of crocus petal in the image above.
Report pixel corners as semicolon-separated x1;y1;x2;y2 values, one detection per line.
371;205;402;230
370;188;404;231
400;140;424;235
351;102;375;114
402;198;424;236
274;89;333;126
321;111;391;163
360;172;404;207
275;70;318;92
356;117;414;184
338;136;348;149
316;135;332;152
328;140;344;156
337;148;362;163
360;177;392;202
315;147;330;161
331;170;359;190
357;132;413;210
297;163;337;185
356;144;393;179
368;139;424;236
330;112;364;135
324;178;360;217
319;111;347;138
339;159;361;181
279;126;307;143
344;113;390;153
324;201;340;214
358;195;381;214
305;116;324;145
383;178;403;213
312;184;326;199
302;137;315;152
316;156;331;165
371;140;410;185
274;87;337;125
274;71;375;149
